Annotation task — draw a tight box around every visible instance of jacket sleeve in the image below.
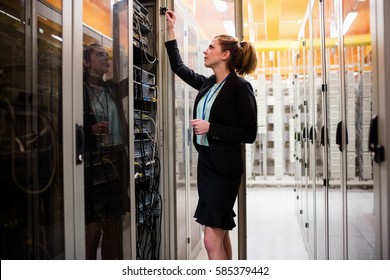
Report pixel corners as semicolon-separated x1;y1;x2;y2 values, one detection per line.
165;40;207;91
208;80;258;144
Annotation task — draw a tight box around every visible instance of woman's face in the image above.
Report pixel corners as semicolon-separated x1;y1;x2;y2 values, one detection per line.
88;46;110;77
203;38;229;69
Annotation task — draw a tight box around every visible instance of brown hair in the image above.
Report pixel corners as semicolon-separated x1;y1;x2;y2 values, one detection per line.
83;43;102;72
215;35;257;75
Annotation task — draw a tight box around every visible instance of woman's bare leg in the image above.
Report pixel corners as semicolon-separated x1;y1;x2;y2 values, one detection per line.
223;230;232;260
204;226;227;260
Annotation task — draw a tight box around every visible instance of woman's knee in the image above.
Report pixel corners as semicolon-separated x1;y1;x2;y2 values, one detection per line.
204;227;225;251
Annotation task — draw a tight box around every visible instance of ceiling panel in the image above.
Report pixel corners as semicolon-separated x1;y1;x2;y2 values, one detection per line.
181;0;370;52
243;0;308;42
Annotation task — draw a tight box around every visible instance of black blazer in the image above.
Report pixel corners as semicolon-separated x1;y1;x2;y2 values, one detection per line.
165;40;257;177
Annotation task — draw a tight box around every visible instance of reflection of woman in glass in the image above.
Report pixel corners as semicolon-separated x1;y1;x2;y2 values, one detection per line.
165;11;258;260
83;43;128;259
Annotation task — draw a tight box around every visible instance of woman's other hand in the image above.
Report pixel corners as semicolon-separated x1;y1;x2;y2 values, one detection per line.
191;119;210;135
91;121;109;135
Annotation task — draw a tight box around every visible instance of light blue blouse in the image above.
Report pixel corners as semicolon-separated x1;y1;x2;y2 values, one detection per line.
88;86;122;147
196;82;224;146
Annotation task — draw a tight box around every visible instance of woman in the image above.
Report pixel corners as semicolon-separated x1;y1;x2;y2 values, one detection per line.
165;11;258;260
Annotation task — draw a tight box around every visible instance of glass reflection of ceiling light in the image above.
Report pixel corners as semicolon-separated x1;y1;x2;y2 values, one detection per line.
51;34;63;42
0;9;21;22
223;20;235;36
343;11;358;35
213;0;228;12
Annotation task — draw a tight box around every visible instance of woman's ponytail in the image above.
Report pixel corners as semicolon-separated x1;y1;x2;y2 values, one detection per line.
215;35;257;76
238;41;257;75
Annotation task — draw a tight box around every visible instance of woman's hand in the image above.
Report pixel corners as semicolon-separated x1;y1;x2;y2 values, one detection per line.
191;119;210;135
92;121;109;135
165;10;176;41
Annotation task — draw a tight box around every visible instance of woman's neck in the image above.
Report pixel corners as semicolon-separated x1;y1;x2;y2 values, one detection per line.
213;67;231;84
88;75;104;86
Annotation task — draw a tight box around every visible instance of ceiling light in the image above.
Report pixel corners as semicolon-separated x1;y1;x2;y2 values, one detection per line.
330;18;337;38
343;11;358;35
213;0;228;12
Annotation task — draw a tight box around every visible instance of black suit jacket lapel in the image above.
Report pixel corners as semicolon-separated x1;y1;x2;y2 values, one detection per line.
194;76;216;118
208;72;236;121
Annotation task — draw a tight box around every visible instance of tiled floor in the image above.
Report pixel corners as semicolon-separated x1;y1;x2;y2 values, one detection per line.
196;186;309;260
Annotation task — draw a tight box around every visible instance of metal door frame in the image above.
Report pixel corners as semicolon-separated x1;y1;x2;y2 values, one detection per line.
62;0;85;259
169;0;203;260
235;0;247;260
371;0;390;260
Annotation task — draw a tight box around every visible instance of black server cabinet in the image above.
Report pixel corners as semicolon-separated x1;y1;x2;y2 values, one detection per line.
113;0;161;260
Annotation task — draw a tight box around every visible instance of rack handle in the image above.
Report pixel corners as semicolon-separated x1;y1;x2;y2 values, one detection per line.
336;121;348;152
369;115;385;163
75;123;85;164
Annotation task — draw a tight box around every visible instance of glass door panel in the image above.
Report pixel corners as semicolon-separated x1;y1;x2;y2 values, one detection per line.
174;6;187;260
187;23;201;255
35;2;64;259
295;38;306;238
342;0;375;260
297;43;305;232
174;0;236;259
82;0;130;260
39;0;61;12
174;0;204;260
313;0;325;260
0;0;64;259
300;24;310;246
293;48;303;228
324;0;343;260
305;15;316;256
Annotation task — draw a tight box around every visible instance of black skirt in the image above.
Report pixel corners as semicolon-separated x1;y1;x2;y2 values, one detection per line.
194;146;242;230
84;147;129;223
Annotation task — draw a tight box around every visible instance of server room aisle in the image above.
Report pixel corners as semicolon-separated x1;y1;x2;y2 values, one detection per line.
196;186;309;260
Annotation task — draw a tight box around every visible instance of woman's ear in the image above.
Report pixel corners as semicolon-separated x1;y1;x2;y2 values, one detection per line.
222;50;231;60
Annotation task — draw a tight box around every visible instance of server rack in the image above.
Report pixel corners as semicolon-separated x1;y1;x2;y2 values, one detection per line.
113;0;161;260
